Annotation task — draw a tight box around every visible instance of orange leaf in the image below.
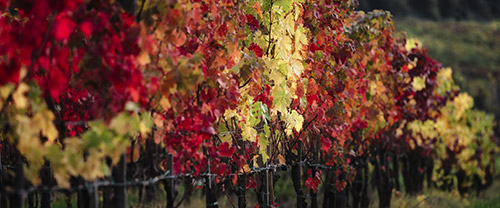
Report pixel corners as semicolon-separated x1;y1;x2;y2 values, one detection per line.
278;154;286;165
240;164;251;174
170;29;186;47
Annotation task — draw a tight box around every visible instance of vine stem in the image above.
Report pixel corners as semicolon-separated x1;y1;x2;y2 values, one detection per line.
136;0;147;21
265;0;273;56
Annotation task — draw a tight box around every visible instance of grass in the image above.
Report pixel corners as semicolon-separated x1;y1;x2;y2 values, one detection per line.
394;18;500;72
469;196;500;208
389;179;500;208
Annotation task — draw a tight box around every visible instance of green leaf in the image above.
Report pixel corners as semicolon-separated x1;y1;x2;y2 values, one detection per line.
272;85;291;113
258;132;269;162
276;0;293;13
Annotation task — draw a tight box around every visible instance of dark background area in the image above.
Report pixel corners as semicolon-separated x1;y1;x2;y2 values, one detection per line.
358;0;500;20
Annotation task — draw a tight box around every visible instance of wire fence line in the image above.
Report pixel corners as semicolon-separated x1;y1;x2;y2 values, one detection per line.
0;160;343;195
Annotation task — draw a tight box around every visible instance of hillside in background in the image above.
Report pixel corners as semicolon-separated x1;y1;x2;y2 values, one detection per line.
392;19;500;127
358;1;500;122
358;0;500;20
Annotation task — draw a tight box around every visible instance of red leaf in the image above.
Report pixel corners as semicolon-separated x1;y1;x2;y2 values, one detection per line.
246;14;260;31
295;82;305;98
352;120;368;131
42;68;68;100
246;177;257;189
254;85;272;108
218;142;235;157
248;43;263;57
218;22;228;37
218;163;228;175
79;21;93;38
0;0;8;11
305;169;322;193
402;65;408;72
306;94;318;105
129;87;139;102
53;13;76;41
320;136;332;151
308;43;320;53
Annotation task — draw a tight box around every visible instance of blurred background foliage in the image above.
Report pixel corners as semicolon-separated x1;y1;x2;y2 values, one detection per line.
359;1;500;136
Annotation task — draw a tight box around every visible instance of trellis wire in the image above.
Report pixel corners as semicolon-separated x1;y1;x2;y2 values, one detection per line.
0;160;344;195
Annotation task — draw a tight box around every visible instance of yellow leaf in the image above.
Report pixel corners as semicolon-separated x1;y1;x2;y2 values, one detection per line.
409;139;415;150
258;133;269;162
154;27;165;40
110;113;134;135
407;57;418;70
276;36;292;59
139;121;150;137
294;26;308;50
412;77;426;91
282;110;304;136
53;171;71;189
289;54;304;79
223;109;239;119
218;123;232;144
441;67;453;81
405;38;422;51
0;83;15;99
36;106;58;142
13;83;29;109
453;93;473;120
396;128;403;137
269;66;286;85
242;123;257;142
160;97;171;110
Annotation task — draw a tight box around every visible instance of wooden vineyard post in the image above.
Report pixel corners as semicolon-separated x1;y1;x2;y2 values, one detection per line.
322;167;334;208
113;153;127;208
78;183;99;208
265;167;275;208
298;142;305;208
268;134;275;208
310;135;320;208
40;162;52;208
206;158;218;208
362;159;369;208
90;184;99;208
237;173;246;208
393;156;400;191
261;167;271;208
10;158;24;208
237;138;246;208
164;154;174;208
292;141;306;208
